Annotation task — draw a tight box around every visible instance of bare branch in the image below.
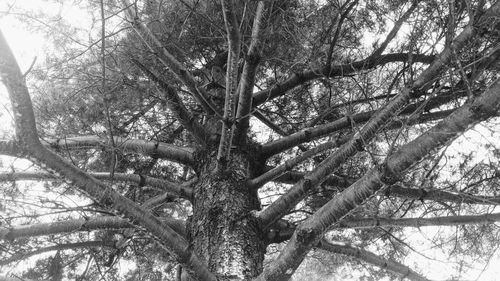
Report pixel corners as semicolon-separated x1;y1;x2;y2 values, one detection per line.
260;83;466;157
216;0;241;171
100;0;117;180
268;212;500;244
386;184;500;205
0;216;186;241
42;136;195;166
370;1;419;58
270;169;353;188
336;212;500;229
248;137;349;189
318;239;430;281
234;1;268;143
325;0;358;66
260;111;371;157
0;217;130;241
252;53;435;107
118;100;159;130
253;109;310;153
271;175;500;206
0;171;193;200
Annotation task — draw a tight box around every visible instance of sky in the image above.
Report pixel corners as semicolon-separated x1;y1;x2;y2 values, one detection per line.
1;1;500;280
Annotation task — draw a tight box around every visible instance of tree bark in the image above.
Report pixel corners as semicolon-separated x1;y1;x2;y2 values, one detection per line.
187;150;265;279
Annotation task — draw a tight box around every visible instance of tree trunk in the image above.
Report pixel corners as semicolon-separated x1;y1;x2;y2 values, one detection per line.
186;149;265;280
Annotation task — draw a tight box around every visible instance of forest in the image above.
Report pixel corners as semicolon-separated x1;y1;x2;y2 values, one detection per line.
0;0;500;280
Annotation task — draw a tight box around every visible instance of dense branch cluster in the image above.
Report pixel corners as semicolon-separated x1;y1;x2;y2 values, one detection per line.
0;0;499;280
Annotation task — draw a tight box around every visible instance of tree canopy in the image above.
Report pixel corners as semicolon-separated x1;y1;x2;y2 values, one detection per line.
0;0;500;280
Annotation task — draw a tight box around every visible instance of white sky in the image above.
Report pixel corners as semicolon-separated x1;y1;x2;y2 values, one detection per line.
1;1;500;280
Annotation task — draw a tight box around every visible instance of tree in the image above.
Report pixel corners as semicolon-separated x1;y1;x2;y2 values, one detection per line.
0;0;500;280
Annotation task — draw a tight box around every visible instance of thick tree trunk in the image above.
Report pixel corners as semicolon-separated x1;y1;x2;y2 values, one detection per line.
186;149;265;280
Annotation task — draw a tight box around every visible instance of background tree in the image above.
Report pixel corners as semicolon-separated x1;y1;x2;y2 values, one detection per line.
1;0;500;280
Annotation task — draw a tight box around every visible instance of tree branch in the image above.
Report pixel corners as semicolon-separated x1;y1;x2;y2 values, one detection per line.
118;99;159;130
131;58;209;145
216;0;241;171
318;239;430;281
0;241;114;266
257;110;457;228
252;53;435;107
260;86;467;157
256;73;500;280
234;1;268;144
248;137;349;189
260;108;453;183
42;136;195;166
270;169;353;187
253;109;310;153
120;0;217;115
0;29;216;281
267;211;500;244
369;1;418;58
0;216;186;241
257;14;489;228
336;212;500;229
325;1;358;67
0;171;193;200
386;184;500;205
270;174;500;206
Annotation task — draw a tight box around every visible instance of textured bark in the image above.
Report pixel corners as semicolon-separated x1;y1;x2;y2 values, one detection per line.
188;150;265;280
216;0;241;172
